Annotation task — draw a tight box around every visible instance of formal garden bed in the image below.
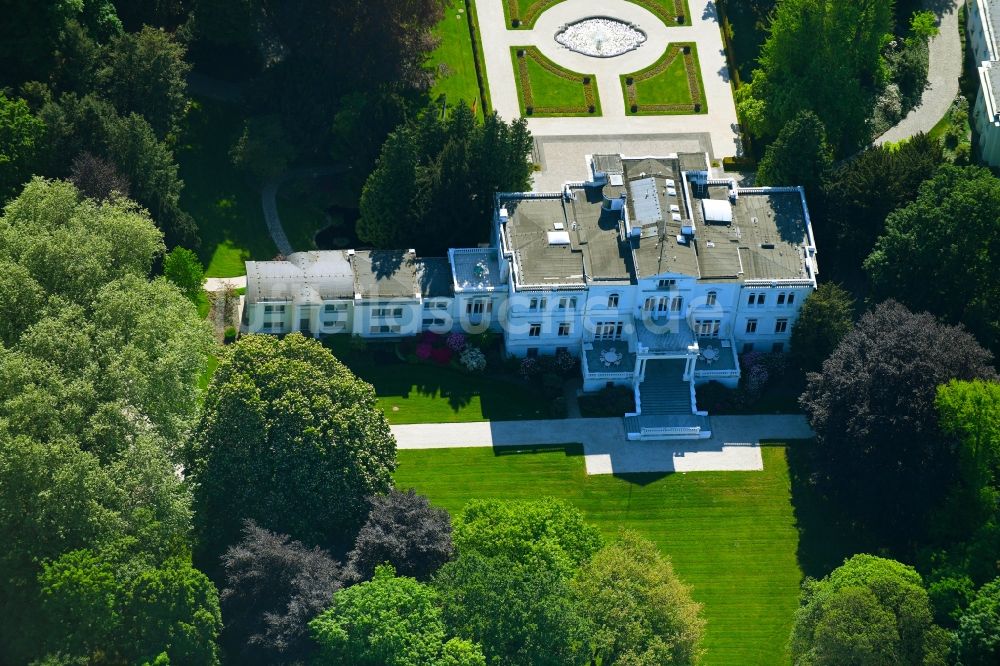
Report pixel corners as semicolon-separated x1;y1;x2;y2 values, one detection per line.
621;42;707;115
696;351;804;414
503;0;691;29
511;46;601;117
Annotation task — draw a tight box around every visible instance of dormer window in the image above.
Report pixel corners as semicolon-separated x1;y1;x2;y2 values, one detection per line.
657;278;676;289
608;293;619;308
706;292;717;307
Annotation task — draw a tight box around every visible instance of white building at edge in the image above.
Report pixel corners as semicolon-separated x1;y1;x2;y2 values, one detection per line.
967;0;1000;166
243;152;818;440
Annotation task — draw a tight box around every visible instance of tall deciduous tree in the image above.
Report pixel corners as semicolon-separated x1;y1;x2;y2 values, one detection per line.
452;497;602;577
220;521;342;665
573;532;704;665
800;301;997;539
310;565;485;666
359;104;533;253
755;110;832;198
866;164;1000;353
346;489;453;583
737;0;893;152
818;134;942;281
0;93;46;202
790;283;855;372
188;334;396;562
790;554;950;665
164;246;205;302
98;26;191;137
435;554;591;666
956;577;1000;665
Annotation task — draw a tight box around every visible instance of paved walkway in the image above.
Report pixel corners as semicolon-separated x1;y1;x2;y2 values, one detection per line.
203;275;247;292
261;166;351;256
875;0;962;145
475;0;741;158
392;414;814;474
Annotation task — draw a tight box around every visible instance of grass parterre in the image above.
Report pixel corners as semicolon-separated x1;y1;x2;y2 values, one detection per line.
511;46;601;117
621;42;707;115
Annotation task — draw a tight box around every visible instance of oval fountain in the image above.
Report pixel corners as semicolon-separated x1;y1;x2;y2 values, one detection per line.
554;17;647;58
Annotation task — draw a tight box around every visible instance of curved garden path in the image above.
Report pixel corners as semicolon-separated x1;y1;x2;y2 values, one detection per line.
875;0;962;145
261;166;350;256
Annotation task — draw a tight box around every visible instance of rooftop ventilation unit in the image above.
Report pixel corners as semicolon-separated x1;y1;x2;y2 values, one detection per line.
547;231;571;246
553;222;565;230
681;221;695;236
701;199;733;224
499;207;510;222
609;174;624;186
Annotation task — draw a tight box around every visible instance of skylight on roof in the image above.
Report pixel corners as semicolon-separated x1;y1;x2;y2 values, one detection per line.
701;199;733;224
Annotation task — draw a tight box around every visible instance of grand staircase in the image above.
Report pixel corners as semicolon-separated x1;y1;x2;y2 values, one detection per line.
626;358;711;441
639;359;692;414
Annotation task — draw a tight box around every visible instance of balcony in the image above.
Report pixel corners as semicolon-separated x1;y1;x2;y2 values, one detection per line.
581;339;637;379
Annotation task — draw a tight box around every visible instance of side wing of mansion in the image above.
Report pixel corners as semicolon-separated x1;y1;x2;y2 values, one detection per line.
243;152;818;440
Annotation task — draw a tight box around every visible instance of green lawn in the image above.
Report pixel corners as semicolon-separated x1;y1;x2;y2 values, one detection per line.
622;44;707;115
176;98;277;277
430;0;484;116
324;338;554;424
512;47;600;117
396;443;809;665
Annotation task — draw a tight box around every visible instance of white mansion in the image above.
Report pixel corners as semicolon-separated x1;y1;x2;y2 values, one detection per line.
244;152;818;439
969;0;1000;166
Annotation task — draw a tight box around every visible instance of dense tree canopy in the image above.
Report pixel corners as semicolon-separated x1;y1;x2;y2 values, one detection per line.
187;333;397;561
573;532;704;665
164;246;205;302
359;104;533;253
38;548;222;665
790;554;949;665
755;110;831;197
311;565;485;666
220;521;342;665
98;25;191;137
346;488;454;583
737;0;893;152
435;553;591;666
452;497;602;577
818;134;942;281
866;164;1000;353
956;577;1000;665
800;301;997;539
790;283;855;372
0;93;46;201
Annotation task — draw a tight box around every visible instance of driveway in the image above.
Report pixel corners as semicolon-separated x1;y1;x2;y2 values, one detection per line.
392;414;814;474
875;0;962;144
475;0;741;158
261;165;351;256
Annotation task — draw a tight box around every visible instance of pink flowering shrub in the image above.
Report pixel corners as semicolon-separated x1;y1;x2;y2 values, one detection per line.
431;347;452;365
415;343;433;360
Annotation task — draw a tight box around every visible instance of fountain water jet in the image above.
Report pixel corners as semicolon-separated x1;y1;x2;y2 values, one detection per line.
555;17;646;58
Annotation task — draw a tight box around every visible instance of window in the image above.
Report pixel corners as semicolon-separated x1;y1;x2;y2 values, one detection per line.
747;294;755;306
299;317;310;331
643;297;655;312
774;318;788;334
746;319;758;334
558;323;571;336
324;303;347;313
608;294;619;308
529;323;541;337
558;297;576;310
657;278;677;289
742;342;754;354
594;321;624;340
264;304;286;314
695;319;721;337
777;293;786;305
372;307;403;318
370;324;401;334
787;293;795;306
772;342;785;353
656;297;669;314
756;293;765;305
529;297;539;311
671;296;683;312
467;299;491;315
706;291;717;306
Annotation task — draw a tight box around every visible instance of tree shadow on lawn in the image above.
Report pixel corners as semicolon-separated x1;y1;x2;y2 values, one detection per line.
492;443;585;458
783;439;882;579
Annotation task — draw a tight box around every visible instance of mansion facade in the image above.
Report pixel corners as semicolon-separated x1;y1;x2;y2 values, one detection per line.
244;152;818;439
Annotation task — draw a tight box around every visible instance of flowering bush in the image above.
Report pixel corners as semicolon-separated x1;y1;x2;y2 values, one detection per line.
746;364;770;396
446;332;467;352
430;347;452;365
554;349;577;374
740;351;763;372
415;343;433;360
459;346;487;372
420;331;439;345
519;357;540;378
